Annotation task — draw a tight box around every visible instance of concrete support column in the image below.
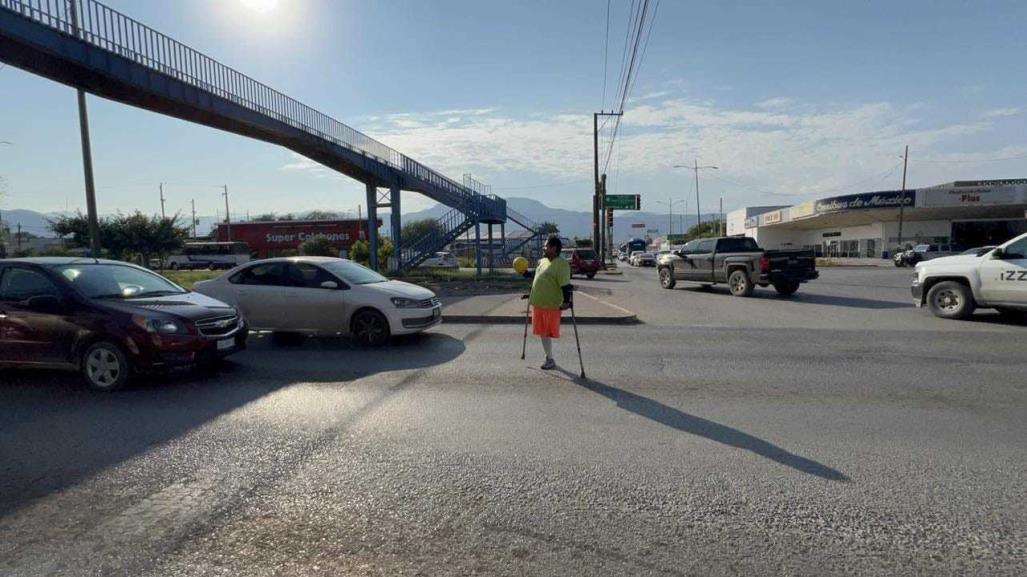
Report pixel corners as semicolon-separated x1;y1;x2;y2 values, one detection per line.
389;184;401;272
365;182;379;271
487;224;494;274
500;222;506;262
474;220;482;276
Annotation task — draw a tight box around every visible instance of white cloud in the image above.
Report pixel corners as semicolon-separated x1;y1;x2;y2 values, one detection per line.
979;107;1020;119
283;96;1022;209
755;97;794;110
279;152;342;180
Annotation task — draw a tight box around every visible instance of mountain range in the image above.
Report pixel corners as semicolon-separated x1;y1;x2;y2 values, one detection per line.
1;198;719;243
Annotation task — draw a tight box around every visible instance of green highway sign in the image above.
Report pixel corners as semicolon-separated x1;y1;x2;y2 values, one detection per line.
604;194;641;210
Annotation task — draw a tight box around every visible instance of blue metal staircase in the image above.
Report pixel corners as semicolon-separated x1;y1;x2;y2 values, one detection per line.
0;0;506;268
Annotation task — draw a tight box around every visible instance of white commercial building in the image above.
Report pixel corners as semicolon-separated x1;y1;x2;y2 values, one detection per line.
727;179;1027;258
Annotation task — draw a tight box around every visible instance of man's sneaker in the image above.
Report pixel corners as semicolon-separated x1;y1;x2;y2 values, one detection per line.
541;358;556;370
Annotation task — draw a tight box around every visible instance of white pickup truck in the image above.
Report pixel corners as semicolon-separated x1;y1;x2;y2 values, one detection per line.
912;232;1027;319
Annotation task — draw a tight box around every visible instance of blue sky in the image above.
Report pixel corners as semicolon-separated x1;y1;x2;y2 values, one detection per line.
1;0;1026;224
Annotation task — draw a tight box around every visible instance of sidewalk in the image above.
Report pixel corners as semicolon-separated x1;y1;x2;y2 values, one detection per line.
442;289;638;325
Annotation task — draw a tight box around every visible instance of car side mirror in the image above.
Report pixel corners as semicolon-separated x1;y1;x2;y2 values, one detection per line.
320;280;339;289
25;294;63;313
991;248;1005;260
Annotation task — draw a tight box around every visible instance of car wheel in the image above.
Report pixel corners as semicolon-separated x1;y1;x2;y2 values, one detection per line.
81;341;130;391
773;281;800;296
169;262;179;270
926;281;975;320
586;272;596;279
893;260;904;268
728;270;754;297
658;267;676;289
351;309;391;347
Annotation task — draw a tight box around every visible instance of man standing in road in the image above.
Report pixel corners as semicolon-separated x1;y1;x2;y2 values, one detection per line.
528;236;572;370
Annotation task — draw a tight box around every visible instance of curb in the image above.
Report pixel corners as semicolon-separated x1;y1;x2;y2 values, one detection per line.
443;314;640;325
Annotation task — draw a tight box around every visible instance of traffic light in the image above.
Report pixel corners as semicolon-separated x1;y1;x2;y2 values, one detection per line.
606;209;614;228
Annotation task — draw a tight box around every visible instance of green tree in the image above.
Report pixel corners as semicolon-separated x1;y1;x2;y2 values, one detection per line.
298;236;336;256
573;237;593;247
349;239;369;264
539;221;559;234
303;210;339;221
253;213;277;222
49;211;187;263
401;218;443;242
377;238;394;271
685;219;723;240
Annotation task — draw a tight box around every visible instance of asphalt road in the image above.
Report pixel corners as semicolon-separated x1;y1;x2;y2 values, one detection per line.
1;266;1024;576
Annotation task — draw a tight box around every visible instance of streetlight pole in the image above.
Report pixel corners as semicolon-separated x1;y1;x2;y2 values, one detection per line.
674;160;718;236
69;0;101;257
159;182;166;220
593;110;622;263
655;198;685;242
898;145;909;251
222;185;231;241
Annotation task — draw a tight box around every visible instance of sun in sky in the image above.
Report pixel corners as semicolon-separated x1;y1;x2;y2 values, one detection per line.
239;0;279;14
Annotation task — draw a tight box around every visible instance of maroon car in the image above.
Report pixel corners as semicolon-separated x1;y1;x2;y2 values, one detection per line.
0;258;246;390
562;248;601;279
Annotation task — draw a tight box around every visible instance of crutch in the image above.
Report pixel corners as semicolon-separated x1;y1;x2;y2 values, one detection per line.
520;289;531;360
568;287;585;379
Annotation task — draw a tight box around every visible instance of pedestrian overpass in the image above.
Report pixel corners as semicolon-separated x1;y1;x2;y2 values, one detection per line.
0;0;545;270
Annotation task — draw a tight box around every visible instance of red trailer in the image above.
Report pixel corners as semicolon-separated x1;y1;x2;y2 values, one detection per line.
212;219;379;259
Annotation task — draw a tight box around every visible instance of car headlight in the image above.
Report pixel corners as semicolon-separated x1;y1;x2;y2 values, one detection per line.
132;315;188;334
391;297;421;309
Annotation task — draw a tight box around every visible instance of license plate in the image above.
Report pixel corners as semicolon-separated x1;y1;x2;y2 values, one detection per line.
217;338;234;351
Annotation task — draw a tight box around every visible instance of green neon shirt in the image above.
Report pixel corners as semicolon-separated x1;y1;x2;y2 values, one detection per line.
529;256;571;309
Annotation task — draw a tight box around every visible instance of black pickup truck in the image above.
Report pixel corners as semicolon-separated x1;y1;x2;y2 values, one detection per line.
656;237;818;296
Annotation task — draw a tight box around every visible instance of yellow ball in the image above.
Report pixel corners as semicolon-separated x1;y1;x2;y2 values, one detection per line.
512;256;529;274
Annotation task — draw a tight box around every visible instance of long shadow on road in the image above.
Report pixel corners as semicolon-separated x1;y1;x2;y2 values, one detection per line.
0;332;465;518
556;370;848;482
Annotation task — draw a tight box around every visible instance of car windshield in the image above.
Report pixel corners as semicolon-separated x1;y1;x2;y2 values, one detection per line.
55;263;186;299
576;249;596;260
319;259;388;285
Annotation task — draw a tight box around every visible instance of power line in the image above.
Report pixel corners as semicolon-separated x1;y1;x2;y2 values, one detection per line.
601;0;611;110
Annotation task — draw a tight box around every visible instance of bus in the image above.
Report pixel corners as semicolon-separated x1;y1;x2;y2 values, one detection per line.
164;241;251;270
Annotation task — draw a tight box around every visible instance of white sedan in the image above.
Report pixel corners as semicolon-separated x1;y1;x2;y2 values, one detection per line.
193;257;441;345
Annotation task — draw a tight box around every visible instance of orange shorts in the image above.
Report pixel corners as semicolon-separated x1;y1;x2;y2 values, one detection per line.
531;306;561;338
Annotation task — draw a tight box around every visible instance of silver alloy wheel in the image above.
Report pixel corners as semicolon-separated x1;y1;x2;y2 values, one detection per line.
353;311;389;346
729;272;747;295
659;268;674;288
86;347;121;388
933;288;962;312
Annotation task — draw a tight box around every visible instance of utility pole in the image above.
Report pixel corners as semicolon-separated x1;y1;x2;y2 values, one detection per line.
159;182;166;219
674;160;718;236
190;199;197;238
69;0;101;257
16;222;21;252
720;197;724;236
593;110;622;263
222;185;231;241
897;145;909;251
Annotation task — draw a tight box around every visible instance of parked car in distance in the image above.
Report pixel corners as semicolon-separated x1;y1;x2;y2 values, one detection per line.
562;247;600;279
0;257;246;390
418;251;458;268
628;251;643;266
657;236;818;296
193;257;441;346
912;232;1027;320
895;243;961;267
164;241;251;270
634;252;656;267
